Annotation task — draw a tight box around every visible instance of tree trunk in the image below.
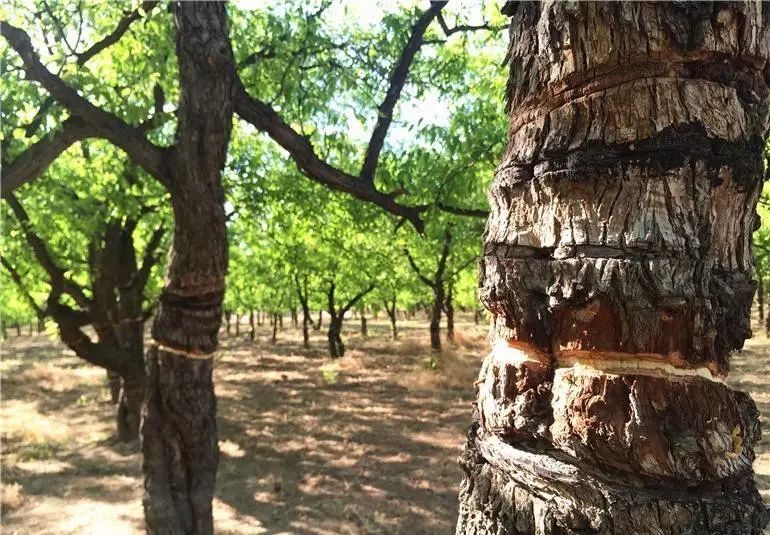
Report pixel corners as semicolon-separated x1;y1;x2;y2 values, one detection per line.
384;296;398;340
225;311;231;335
249;310;255;340
457;3;770;534
141;4;233;533
116;375;144;442
14;323;20;336
1;322;6;339
314;309;322;330
272;313;278;344
107;370;122;403
758;275;765;323
360;309;367;337
234;313;239;336
444;283;454;343
328;316;345;358
430;285;443;352
291;307;298;328
278;312;283;330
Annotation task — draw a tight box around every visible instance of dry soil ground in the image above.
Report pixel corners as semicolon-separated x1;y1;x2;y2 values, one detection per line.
1;314;769;534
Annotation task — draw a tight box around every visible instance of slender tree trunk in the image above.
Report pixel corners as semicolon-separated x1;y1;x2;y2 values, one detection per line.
278;312;283;330
384;296;398;340
444;283;454;343
272;313;278;344
256;310;263;327
457;3;770;533
225;311;231;335
234;313;239;336
429;286;443;352
14;323;20;336
360;309;367;337
291;307;298;328
314;309;322;331
141;4;233;533
249;310;255;340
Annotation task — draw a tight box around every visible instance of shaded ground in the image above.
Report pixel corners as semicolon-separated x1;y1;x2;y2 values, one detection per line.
1;315;487;534
2;314;770;534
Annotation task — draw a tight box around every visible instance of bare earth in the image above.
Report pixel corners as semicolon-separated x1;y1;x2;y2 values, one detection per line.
2;315;770;534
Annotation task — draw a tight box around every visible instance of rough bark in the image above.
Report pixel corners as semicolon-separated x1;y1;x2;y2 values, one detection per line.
457;2;770;533
758;274;765;322
141;4;233;534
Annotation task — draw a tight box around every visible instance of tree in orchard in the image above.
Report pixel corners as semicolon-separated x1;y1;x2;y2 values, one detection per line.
457;3;770;533
3;0;504;531
1;150;167;441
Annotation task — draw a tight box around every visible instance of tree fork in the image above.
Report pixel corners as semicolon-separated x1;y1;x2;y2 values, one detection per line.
457;2;770;533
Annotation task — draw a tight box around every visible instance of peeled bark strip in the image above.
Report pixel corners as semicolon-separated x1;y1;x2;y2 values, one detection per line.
458;2;770;533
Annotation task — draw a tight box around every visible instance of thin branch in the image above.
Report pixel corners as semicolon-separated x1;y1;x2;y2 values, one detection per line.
437;203;489;218
76;1;159;66
359;2;446;183
436;12;506;37
341;283;376;314
404;248;434;287
0;256;45;316
136;224;165;292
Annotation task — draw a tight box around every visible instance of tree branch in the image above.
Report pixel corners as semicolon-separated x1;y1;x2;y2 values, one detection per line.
437;202;490;218
2;116;99;197
5;193;91;309
136;224;166;292
436;12;506;36
435;228;452;280
404;248;434;287
341;283;376;314
76;1;159;66
358;1;446;183
0;256;44;316
1;21;169;184
233;80;425;232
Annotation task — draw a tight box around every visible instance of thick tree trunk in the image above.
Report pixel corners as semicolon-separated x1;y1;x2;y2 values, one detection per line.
141;4;233;534
328;316;345;358
758;275;765;322
107;370;122;403
457;3;770;533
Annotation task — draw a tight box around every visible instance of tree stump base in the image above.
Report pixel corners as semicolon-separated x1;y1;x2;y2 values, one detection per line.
456;424;769;535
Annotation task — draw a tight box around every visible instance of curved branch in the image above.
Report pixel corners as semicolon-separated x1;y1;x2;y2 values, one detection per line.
5;193;91;309
1;21;169;184
233;80;424;232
